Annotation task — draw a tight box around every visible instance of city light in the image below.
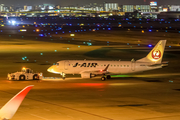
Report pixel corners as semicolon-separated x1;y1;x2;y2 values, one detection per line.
36;29;40;32
8;20;16;25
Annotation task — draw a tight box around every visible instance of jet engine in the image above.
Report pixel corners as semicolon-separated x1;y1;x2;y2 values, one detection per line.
81;73;92;78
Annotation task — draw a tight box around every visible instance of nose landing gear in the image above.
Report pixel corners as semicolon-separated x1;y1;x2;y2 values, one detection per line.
62;72;66;80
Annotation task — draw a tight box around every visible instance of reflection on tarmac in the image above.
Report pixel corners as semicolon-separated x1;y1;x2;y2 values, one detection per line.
1;72;180;120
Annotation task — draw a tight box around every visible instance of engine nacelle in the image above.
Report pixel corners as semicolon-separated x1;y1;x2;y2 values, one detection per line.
81;73;91;78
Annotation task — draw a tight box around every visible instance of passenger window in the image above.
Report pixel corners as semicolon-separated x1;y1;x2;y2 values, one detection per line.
124;65;126;67
56;63;59;66
114;65;116;67
121;65;122;67
117;65;119;67
111;65;113;67
104;65;106;66
127;65;129;67
101;65;103;66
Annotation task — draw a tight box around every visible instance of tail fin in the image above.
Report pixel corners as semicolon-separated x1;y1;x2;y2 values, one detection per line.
0;85;33;120
137;40;167;64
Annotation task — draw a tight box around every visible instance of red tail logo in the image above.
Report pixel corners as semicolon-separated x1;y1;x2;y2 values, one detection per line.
152;50;161;60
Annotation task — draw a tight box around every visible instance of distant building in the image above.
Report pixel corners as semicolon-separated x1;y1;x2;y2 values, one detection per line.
104;3;118;11
125;11;142;19
150;1;158;12
122;5;134;12
0;4;4;12
170;5;180;11
27;6;32;11
55;5;60;9
24;5;27;10
3;6;8;12
135;5;150;12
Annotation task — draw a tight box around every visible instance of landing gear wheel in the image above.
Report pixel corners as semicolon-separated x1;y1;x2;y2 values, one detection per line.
107;75;111;79
101;77;106;81
62;73;66;80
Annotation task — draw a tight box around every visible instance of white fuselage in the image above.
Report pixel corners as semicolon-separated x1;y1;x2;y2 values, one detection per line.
48;60;162;75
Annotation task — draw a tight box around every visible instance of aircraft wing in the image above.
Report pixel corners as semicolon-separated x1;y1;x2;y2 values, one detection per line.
0;85;33;120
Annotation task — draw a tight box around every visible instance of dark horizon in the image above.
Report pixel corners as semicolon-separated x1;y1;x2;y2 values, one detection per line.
0;0;180;6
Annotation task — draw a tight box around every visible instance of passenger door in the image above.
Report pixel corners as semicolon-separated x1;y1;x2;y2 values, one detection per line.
131;61;135;71
64;61;69;70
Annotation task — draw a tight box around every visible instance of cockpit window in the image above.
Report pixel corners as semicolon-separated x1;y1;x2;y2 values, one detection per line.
56;63;59;66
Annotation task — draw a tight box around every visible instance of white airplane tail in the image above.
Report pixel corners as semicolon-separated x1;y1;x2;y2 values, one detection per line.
0;85;33;120
137;40;167;64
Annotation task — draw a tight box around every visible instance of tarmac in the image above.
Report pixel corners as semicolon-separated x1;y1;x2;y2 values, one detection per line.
0;75;180;120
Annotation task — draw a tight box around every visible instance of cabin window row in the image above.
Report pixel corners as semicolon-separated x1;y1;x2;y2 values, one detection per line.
99;65;130;67
68;64;129;67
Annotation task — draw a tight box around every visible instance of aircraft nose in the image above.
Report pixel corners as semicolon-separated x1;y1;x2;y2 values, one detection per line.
47;66;54;73
47;65;61;74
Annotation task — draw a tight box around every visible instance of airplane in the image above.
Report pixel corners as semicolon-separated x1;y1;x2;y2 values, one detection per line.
0;85;33;120
47;40;168;81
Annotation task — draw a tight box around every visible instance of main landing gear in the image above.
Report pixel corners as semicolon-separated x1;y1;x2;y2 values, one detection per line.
101;75;111;81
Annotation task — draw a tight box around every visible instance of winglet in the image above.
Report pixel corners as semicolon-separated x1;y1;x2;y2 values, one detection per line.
0;85;34;120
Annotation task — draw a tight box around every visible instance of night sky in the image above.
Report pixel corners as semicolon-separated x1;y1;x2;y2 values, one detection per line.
1;0;180;6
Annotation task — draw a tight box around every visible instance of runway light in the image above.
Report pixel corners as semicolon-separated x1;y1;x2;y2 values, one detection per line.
70;34;75;36
20;29;27;32
142;30;144;33
148;44;152;47
78;46;80;48
67;48;69;50
55;50;57;52
87;42;92;46
127;43;129;45
36;29;39;32
149;30;152;32
169;46;171;47
40;53;43;55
